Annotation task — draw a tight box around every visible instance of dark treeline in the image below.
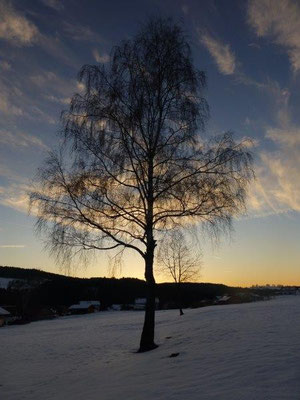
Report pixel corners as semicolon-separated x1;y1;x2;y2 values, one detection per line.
0;266;264;320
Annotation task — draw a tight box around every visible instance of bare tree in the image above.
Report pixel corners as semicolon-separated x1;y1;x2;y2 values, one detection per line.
157;230;201;315
30;18;253;352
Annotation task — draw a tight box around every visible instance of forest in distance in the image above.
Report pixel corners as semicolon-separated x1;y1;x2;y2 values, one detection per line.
0;265;293;324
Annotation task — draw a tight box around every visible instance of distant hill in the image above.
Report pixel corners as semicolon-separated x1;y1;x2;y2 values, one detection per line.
0;266;231;297
0;266;76;281
0;266;257;321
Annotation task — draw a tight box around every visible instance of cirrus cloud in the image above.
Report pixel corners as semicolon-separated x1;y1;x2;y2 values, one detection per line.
63;22;103;43
0;181;33;214
93;49;110;64
0;129;49;150
40;0;64;11
0;244;25;248
248;81;300;215
0;0;39;46
248;0;300;72
200;33;236;75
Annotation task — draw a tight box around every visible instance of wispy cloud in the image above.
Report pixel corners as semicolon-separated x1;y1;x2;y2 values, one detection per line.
31;106;56;125
0;60;11;70
0;0;39;46
30;71;58;86
200;33;236;75
0;129;49;150
247;81;300;215
248;0;300;72
266;126;300;147
63;22;103;42
248;42;261;49
252;145;300;215
0;182;31;213
30;70;77;98
93;49;110;64
0;1;77;65
0;244;26;248
197;31;293;217
40;0;64;11
0;95;24;116
45;94;70;105
0;163;21;181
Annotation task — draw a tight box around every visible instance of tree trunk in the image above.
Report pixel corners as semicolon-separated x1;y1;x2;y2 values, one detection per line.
139;150;158;352
177;283;184;316
139;244;158;352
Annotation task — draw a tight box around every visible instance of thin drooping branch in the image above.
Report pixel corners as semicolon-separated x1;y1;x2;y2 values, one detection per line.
30;17;254;352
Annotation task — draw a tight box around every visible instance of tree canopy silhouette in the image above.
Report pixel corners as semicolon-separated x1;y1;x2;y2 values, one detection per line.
30;18;253;352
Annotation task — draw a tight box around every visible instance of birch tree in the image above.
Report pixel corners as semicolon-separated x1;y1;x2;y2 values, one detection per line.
30;18;253;352
157;230;201;315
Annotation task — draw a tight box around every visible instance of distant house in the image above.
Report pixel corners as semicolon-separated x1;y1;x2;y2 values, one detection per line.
69;301;101;315
133;298;159;310
110;304;122;311
214;295;231;305
0;306;11;327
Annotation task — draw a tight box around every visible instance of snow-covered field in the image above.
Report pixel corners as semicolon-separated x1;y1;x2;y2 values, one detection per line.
2;296;300;400
0;278;15;289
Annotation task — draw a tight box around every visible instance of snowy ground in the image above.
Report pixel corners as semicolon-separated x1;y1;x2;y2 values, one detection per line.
0;278;15;289
2;296;300;400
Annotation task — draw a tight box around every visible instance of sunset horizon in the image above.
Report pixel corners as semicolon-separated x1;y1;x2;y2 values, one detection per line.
1;2;300;397
1;0;300;288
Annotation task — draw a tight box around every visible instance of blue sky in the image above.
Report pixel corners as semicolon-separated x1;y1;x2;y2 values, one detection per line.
0;0;300;285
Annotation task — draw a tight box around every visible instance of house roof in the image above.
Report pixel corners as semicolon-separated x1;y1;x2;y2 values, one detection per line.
69;301;100;310
134;298;159;304
0;306;10;316
135;298;147;304
217;295;230;302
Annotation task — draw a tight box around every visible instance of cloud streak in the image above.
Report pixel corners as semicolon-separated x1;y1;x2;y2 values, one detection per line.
0;95;24;116
0;245;25;248
0;129;49;150
0;182;31;213
247;80;300;215
0;0;39;46
0;60;11;70
200;33;236;75
63;22;103;42
93;49;110;63
41;0;64;11
30;70;78;98
248;0;300;72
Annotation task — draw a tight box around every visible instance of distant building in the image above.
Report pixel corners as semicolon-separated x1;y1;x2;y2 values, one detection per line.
69;301;101;315
0;306;11;327
110;304;122;311
133;298;159;310
214;295;231;304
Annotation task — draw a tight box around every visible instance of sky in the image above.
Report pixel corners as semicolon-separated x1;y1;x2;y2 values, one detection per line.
0;0;300;286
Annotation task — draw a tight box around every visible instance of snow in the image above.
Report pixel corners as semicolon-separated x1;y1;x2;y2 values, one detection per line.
0;278;15;289
216;295;230;302
69;301;101;310
135;297;159;305
0;306;10;315
135;297;147;304
1;296;300;399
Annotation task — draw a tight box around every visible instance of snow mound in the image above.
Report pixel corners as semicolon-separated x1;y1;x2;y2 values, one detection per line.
0;278;15;289
1;296;300;399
